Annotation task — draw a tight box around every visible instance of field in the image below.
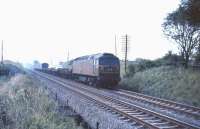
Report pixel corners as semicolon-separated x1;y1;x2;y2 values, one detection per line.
0;74;85;129
120;66;200;107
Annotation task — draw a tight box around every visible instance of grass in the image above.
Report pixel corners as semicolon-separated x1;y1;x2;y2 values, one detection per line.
119;66;200;107
0;74;85;129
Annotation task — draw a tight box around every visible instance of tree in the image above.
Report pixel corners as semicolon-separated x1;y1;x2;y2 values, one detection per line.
162;51;183;66
163;4;200;68
181;0;200;27
126;64;135;77
194;45;200;64
181;0;200;63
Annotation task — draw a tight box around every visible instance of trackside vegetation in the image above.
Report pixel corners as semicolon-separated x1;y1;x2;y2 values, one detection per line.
0;74;85;129
120;66;200;107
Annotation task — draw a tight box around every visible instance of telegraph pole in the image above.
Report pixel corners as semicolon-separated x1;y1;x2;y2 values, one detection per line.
1;40;3;64
115;35;117;56
67;50;69;62
121;34;129;74
124;34;128;74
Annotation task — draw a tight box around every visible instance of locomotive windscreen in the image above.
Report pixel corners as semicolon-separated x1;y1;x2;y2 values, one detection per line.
99;58;119;65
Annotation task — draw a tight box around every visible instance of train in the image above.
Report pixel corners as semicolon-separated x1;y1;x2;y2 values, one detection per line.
37;53;121;88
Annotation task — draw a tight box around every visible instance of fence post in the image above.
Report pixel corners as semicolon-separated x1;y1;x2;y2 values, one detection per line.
1;111;7;126
96;122;99;129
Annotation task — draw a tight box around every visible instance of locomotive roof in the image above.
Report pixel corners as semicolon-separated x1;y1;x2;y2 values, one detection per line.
73;53;116;61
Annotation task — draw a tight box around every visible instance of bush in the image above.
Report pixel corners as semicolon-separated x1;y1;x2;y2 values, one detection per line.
155;51;184;66
125;65;135;77
120;66;200;107
125;59;158;77
125;52;185;77
0;61;25;76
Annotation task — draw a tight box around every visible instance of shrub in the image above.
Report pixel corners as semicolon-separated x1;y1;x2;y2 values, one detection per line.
125;59;158;77
120;66;200;107
155;51;184;66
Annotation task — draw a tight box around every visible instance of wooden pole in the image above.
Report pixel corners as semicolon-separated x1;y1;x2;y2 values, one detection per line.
125;34;128;74
1;40;3;64
115;35;117;56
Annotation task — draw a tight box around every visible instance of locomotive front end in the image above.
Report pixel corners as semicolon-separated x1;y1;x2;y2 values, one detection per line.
98;54;120;86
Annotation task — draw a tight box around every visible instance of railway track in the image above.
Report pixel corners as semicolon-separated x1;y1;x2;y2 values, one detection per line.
32;70;200;129
112;89;200;118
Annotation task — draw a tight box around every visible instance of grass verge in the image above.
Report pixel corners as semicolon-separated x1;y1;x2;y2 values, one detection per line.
0;74;85;129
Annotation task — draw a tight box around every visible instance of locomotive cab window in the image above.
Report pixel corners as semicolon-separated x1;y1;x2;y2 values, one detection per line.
99;58;119;65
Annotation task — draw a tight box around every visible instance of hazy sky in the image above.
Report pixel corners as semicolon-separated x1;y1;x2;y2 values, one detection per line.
0;0;180;66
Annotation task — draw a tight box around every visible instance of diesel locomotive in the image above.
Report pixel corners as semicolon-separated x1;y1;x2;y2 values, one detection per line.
37;53;121;87
71;53;120;86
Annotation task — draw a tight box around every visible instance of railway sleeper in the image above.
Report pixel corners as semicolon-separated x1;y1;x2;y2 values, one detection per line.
151;121;170;126
140;116;156;121
112;105;124;109
185;109;195;112
149;99;156;102
173;106;183;109
115;105;129;109
123;118;133;123
137;116;154;120
124;111;139;114
116;105;130;109
146;119;162;123
156;102;166;105
134;114;150;118
121;109;137;112
158;125;179;129
128;112;144;115
164;103;173;107
182;108;194;112
113;103;126;106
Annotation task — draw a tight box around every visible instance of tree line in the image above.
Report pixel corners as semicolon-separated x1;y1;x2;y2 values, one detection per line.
163;0;200;68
